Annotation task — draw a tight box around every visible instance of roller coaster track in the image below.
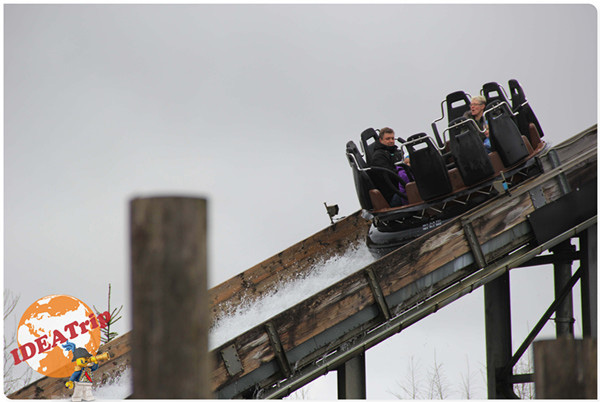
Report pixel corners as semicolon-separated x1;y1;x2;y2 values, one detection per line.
9;125;596;399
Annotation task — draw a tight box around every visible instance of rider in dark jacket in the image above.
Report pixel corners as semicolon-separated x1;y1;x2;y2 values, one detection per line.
370;128;411;207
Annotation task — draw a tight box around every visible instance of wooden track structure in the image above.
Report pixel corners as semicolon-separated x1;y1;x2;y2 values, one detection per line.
8;125;597;399
208;210;370;326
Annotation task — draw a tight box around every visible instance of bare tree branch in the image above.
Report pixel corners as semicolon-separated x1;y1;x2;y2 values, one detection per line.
4;290;32;394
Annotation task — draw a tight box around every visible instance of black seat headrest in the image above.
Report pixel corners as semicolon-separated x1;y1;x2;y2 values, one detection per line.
482;82;510;106
445;91;471;122
360;128;379;165
346;140;367;169
508;79;527;109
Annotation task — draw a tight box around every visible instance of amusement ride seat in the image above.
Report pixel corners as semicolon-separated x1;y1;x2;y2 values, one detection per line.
508;79;545;140
431;90;472;148
445;91;471;122
404;133;453;201
447;117;495;186
485;101;530;167
360;128;379;165
482;82;511;105
346;141;376;210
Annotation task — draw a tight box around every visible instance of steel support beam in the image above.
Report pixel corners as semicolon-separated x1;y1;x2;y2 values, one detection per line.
484;272;517;399
550;240;575;337
501;266;583;381
513;251;581;268
337;353;366;399
580;224;597;339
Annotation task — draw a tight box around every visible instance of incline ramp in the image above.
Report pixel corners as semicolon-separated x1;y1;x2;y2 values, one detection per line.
208;211;370;325
211;125;596;398
9;125;597;399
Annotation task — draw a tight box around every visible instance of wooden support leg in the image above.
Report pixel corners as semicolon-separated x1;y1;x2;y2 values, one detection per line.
130;197;209;398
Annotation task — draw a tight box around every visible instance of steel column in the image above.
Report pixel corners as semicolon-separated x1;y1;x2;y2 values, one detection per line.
337;353;366;399
484;271;517;398
550;240;576;337
580;224;597;339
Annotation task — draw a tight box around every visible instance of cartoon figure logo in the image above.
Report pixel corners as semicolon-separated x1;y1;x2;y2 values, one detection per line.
10;295;110;378
61;341;111;402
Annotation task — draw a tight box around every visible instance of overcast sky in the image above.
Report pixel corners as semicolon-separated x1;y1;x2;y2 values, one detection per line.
4;3;597;398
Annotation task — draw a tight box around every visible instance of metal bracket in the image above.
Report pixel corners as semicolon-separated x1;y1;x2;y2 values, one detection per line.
462;220;487;269
529;186;547;209
365;268;391;320
221;344;244;377
548;149;572;195
265;322;292;377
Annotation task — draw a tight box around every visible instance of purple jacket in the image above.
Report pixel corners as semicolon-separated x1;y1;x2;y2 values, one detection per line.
396;166;410;196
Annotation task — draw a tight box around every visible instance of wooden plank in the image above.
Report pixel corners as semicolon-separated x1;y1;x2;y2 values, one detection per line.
274;274;374;350
374;220;470;300
210;273;377;393
211;327;274;393
209;211;369;324
539;125;597;172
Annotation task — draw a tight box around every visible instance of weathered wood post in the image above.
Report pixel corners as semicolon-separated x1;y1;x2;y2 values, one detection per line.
534;338;597;398
130;196;210;398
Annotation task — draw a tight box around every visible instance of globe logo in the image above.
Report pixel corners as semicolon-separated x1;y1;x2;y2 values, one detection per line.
10;295;110;378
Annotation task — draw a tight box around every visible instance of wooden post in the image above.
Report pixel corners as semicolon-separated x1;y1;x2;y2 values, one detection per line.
130;196;209;398
534;338;597;399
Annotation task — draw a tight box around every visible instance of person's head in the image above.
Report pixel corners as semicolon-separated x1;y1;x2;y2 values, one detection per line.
470;95;486;118
378;127;395;146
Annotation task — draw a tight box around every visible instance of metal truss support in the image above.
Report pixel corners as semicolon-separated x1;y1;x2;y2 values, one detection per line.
337;353;366;399
580;224;597;339
484;271;518;399
501;266;583;383
264;217;597;400
550;240;576;337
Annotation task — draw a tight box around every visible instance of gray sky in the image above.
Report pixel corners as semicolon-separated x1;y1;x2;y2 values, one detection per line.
4;4;597;398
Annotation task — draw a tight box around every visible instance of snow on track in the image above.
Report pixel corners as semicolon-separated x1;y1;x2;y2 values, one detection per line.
209;243;375;349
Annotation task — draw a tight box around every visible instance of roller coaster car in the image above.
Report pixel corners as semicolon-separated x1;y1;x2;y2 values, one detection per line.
347;80;547;257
